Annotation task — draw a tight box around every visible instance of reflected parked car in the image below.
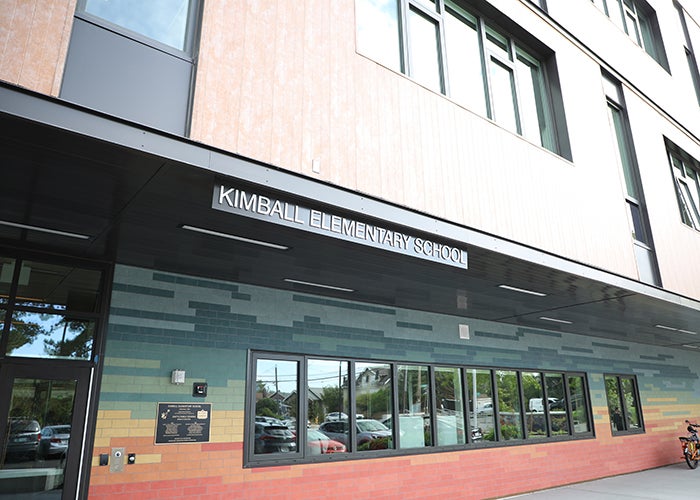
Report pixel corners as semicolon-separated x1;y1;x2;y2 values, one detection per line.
306;429;346;454
318;419;392;448
5;419;41;462
37;425;71;459
324;412;348;422
253;423;297;454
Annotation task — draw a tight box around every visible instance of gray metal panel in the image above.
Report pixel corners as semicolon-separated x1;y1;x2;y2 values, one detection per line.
60;18;192;135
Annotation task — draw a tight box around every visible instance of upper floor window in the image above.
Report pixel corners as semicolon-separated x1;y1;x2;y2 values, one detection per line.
603;73;660;286
79;0;199;55
666;141;700;231
591;0;668;69
355;0;569;158
675;1;700;106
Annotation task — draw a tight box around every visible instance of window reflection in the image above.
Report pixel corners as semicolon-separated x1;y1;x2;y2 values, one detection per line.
488;58;519;134
7;313;95;360
522;372;546;439
435;366;467;446
1;377;77;495
396;365;431;448
466;368;495;441
444;8;487;115
545;373;569;435
621;377;642;429
14;262;101;313
355;362;393;451
496;370;523;440
0;256;16;303
408;8;443;92
83;0;194;52
355;0;401;72
253;359;298;455
568;376;590;434
308;359;349;454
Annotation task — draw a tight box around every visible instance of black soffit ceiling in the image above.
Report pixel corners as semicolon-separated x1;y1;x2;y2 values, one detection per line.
1;93;699;351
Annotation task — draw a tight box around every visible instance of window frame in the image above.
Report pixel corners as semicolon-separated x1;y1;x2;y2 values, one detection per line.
675;2;700;107
591;0;668;69
75;0;201;60
245;351;594;467
604;374;645;435
666;141;700;231
355;0;565;156
0;253;106;362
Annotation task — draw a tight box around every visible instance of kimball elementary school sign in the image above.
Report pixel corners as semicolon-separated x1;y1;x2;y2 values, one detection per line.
212;184;468;269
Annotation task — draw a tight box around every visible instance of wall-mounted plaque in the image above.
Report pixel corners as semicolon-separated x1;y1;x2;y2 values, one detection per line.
155;402;211;444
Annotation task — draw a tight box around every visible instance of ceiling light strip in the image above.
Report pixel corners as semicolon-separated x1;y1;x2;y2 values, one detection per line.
654;324;697;335
284;278;354;293
0;219;90;240
498;284;547;297
539;316;573;325
181;224;289;250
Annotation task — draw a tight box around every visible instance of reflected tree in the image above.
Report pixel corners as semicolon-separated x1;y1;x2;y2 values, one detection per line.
44;319;93;358
6;311;44;352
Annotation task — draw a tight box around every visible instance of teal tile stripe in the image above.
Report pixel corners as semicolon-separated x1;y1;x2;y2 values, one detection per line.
103;265;700;415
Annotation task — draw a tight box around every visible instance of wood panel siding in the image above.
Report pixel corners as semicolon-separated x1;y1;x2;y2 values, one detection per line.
0;0;75;96
190;0;643;282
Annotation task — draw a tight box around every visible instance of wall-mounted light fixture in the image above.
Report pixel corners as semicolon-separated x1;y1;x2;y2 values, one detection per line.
171;369;186;385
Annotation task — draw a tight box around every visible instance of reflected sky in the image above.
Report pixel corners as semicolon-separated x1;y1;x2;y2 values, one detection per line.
8;311;93;359
85;0;190;50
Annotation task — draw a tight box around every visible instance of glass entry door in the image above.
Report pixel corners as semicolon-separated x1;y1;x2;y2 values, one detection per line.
0;363;90;499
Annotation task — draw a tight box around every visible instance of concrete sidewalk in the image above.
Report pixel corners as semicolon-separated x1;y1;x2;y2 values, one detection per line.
502;463;696;499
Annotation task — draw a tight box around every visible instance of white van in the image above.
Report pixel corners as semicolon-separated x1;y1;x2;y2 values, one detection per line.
529;398;557;412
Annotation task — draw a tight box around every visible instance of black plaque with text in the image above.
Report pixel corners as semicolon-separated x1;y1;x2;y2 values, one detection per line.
155;402;211;444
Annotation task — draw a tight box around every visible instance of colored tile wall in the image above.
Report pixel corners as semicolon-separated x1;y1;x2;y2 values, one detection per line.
89;265;700;499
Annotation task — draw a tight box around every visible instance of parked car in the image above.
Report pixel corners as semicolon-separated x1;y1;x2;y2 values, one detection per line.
318;419;392;448
255;415;284;426
37;425;71;459
476;401;493;415
5;419;41;462
324;412;348;422
253;423;296;454
306;429;346;454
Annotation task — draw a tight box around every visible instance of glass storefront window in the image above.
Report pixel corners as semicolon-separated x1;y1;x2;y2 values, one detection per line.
396;365;431;448
0;378;78;494
435;366;467;446
522;372;546;439
546;373;569;436
246;354;594;465
14;261;101;313
496;370;523;440
7;313;95;360
253;358;299;456
568;375;590;434
0;257;16;305
467;368;495;441
307;359;349;455
1;257;103;360
355;362;394;451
